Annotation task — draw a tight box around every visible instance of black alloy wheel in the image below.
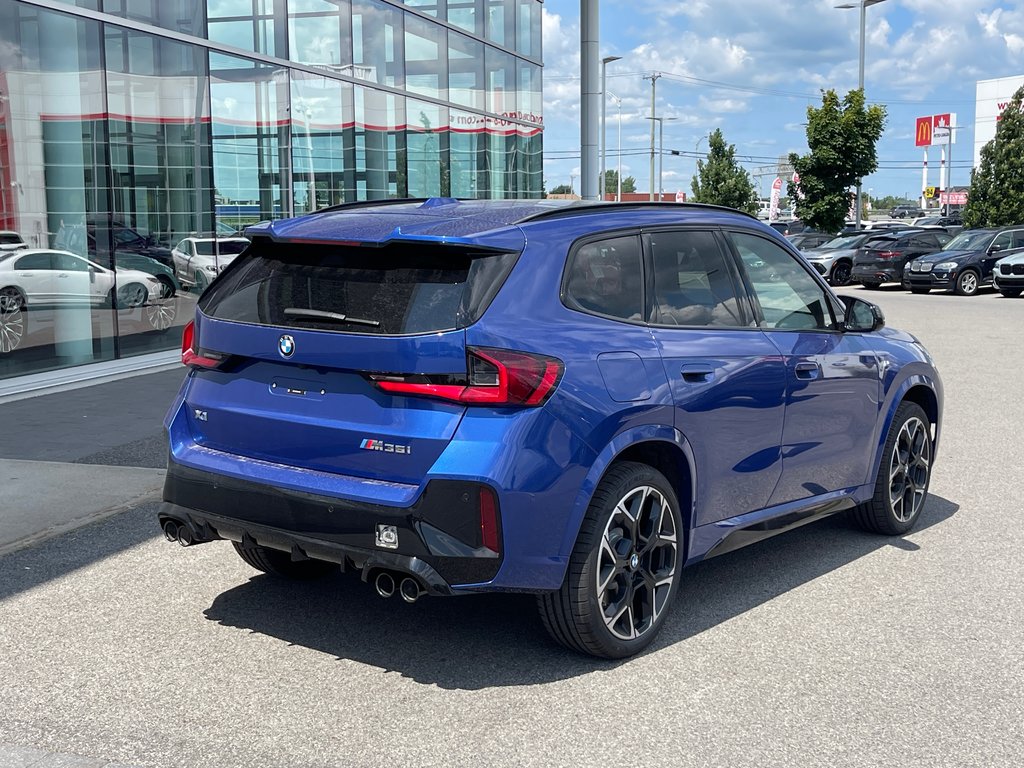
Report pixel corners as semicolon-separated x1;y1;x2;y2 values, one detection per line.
538;461;682;659
829;261;852;287
852;402;932;536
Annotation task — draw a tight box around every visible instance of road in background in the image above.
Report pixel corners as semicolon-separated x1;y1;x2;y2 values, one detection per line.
0;289;1022;767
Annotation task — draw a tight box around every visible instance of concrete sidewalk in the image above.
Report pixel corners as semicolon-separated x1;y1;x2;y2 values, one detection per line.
0;367;184;554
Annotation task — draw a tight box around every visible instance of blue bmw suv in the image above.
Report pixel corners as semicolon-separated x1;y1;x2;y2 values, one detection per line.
159;199;942;658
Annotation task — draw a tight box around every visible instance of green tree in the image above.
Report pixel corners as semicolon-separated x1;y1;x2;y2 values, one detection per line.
690;129;758;214
788;89;886;233
550;184;573;195
964;85;1024;229
603;170;637;195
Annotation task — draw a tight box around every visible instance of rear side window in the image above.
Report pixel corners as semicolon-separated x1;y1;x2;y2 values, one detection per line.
563;235;643;322
200;240;519;335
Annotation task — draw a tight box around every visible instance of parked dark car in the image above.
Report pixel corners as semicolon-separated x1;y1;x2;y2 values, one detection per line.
905;227;1024;296
55;221;173;268
852;229;952;288
157;198;943;659
890;204;924;219
788;231;833;250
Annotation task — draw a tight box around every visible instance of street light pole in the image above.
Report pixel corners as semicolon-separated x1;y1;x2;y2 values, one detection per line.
600;55;622;202
644;72;661;201
694;133;709;196
836;0;888;228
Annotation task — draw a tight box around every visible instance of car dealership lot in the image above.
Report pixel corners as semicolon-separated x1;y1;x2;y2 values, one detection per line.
1;287;1023;768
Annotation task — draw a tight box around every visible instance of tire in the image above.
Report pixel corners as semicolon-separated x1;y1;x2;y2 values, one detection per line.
954;269;980;296
194;270;209;293
537;461;683;659
999;288;1022;298
0;288;25;354
910;286;931;295
829;261;852;287
116;282;147;309
851;402;932;536
231;541;335;579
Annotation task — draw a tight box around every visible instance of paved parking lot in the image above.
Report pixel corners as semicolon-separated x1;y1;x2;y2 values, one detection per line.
1;286;1022;767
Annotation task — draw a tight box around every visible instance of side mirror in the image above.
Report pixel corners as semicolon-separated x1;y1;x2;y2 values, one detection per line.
839;295;885;333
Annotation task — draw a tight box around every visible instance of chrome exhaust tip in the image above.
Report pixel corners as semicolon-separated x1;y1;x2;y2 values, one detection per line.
399;577;422;604
374;571;396;598
176;525;194;547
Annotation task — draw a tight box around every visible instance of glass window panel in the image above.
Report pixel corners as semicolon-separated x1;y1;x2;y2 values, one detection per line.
447;0;478;36
517;124;543;199
291;70;353;213
210;52;288;232
405;13;446;101
208;0;283;59
103;0;207;37
486;0;510;48
403;0;439;16
289;0;352;67
516;0;540;58
564;236;644;321
485;46;516;116
450;109;485;199
406;99;448;198
352;0;403;88
449;31;483;111
517;61;541;122
354;86;403;200
0;3;116;377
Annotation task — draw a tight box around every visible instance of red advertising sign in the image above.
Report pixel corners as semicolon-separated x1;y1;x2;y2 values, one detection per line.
915;117;933;147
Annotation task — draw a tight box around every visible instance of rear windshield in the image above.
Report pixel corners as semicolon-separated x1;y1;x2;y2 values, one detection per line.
0;233;23;245
196;240;248;256
200;239;519;335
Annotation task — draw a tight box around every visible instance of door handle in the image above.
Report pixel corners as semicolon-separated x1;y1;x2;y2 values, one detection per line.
57;273;69;278
681;364;715;383
795;362;820;380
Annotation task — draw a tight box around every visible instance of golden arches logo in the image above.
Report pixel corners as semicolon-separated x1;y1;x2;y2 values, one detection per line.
915;117;933;147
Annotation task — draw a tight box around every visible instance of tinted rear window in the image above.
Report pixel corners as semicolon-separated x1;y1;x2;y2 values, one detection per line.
200;240;519;335
0;234;22;245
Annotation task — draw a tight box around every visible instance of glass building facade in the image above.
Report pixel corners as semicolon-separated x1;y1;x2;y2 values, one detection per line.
0;0;543;381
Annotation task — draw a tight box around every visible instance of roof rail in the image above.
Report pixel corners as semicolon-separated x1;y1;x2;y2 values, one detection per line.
514;201;760;225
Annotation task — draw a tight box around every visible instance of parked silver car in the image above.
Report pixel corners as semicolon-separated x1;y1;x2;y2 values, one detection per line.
801;231;877;286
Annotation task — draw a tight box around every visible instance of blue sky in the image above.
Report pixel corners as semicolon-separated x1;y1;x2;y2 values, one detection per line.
541;0;1024;200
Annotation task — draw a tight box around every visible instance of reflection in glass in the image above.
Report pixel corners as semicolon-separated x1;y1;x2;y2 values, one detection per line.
450;109;485;199
353;0;404;88
406;100;447;198
208;0;285;57
354;86;403;199
447;0;478;36
289;0;352;66
449;31;483;111
102;0;207;37
291;71;354;212
486;46;516;116
405;12;446;101
516;0;541;59
210;53;288;230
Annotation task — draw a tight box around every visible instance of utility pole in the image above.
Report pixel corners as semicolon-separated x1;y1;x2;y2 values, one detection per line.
580;0;600;201
644;72;661;201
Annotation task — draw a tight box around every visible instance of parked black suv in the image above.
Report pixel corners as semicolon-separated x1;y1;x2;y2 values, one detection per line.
54;220;173;267
852;229;952;288
905;227;1024;296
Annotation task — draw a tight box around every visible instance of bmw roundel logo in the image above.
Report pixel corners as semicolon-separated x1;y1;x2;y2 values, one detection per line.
278;334;295;358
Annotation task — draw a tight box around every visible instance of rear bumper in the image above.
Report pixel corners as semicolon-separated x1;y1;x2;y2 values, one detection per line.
161;458;502;593
852;265;901;284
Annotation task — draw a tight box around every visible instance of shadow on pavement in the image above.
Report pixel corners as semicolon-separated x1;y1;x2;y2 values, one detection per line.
202;494;959;690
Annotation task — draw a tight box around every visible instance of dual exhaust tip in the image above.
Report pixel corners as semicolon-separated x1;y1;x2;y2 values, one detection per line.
162;519;196;547
374;571;424;603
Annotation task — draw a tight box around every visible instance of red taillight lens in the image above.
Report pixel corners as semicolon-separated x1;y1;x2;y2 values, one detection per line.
878;250;902;260
180;320;225;369
479;486;500;553
373;347;563;407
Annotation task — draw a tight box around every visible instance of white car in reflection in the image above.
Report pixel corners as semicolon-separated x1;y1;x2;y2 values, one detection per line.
0;249;164;354
171;237;249;292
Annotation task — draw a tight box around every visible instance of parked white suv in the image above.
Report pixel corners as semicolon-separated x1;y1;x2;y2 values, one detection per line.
171;237;249;292
994;251;1024;298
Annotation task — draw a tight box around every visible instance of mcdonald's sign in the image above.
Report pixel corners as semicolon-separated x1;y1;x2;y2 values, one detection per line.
915;117;933;147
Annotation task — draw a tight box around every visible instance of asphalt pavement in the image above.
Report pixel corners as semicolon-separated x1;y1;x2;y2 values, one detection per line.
1;288;1022;767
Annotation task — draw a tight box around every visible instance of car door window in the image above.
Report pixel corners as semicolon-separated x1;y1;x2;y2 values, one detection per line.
15;253;53;270
645;230;748;327
908;235;933;249
729;232;835;331
564;235;643;322
53;252;88;272
991;232;1012;253
1012;231;1024;249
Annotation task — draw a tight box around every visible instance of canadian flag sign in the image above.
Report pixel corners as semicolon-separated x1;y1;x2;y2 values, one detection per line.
915;113;957;147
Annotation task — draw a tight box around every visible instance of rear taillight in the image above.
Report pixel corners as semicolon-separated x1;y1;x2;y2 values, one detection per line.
372;347;563;407
878;250;902;260
181;320;225;370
